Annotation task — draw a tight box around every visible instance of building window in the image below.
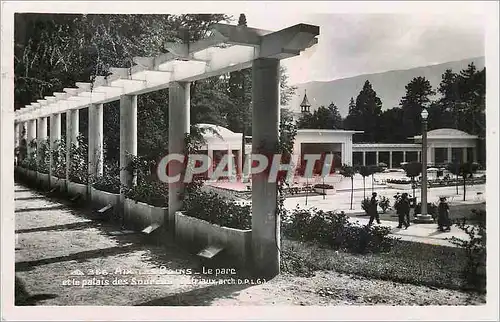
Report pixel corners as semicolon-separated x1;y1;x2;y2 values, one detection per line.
434;148;447;165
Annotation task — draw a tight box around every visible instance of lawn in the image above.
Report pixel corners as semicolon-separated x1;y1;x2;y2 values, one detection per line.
281;237;484;294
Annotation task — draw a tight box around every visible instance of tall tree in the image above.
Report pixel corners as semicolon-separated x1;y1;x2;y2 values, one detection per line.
399;76;436;138
345;80;382;142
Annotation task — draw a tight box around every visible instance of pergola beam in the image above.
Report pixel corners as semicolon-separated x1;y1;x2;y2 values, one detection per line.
15;22;319;121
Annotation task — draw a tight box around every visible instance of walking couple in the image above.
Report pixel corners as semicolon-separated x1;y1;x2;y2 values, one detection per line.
395;193;411;229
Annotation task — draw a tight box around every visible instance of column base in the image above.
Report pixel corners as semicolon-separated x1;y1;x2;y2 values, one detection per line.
413;214;434;224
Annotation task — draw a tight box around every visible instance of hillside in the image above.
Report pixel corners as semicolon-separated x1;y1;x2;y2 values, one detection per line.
286;57;485;117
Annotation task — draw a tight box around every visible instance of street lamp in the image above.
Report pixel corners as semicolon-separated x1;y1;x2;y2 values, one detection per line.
415;108;433;223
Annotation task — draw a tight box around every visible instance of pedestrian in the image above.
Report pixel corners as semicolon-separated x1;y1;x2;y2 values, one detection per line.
406;194;414;226
368;192;381;226
397;193;411;229
437;197;451;232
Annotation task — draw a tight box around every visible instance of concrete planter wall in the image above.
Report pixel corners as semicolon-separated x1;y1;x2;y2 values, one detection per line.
123;198;166;230
50;176;67;191
37;172;50;188
90;187;120;209
26;169;37;181
387;183;412;190
314;187;336;195
67;181;88;199
174;211;252;267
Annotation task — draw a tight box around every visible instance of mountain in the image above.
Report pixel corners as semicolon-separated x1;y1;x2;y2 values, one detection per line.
286;57;485;117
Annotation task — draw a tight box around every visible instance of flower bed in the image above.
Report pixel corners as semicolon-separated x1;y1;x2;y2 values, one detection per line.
123;197;166;230
183;190;252;230
313;184;336;195
387;183;412;190
174;211;252;267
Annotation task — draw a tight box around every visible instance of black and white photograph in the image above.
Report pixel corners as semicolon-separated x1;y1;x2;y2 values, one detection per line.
1;1;498;320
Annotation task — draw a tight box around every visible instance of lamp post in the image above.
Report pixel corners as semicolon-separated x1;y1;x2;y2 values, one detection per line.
415;108;433;223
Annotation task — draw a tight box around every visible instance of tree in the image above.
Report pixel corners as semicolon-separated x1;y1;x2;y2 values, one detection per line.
377;107;407;142
358;166;373;199
339;164;356;210
402;161;422;197
297;102;343;129
447;162;479;201
436;69;460;129
344;80;382;142
15;13;231;167
399;76;436;138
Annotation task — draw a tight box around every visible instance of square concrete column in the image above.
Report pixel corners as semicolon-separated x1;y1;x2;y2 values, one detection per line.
26;119;36;157
362;151;366;166
66;109;80;182
462;148;467;163
417;151;421;162
237;149;243;179
14;122;19;149
37;117;48;166
88;103;104;182
227;146;234;179
428;147;434;165
120;96;138;205
473;147;478;163
14;123;19;165
168;82;190;223
251;57;280;278
403;151;406;163
375;151;379;165
49;113;61;185
207;149;214;180
447;147;452;164
341;143;346;166
389;151;393;169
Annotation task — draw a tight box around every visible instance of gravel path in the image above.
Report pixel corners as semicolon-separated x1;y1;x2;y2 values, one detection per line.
14;182;484;306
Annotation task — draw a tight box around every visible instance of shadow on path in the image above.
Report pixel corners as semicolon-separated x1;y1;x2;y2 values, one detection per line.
15;221;97;234
15;244;142;272
15;196;47;201
135;283;251;306
15;275;58;306
15;205;68;213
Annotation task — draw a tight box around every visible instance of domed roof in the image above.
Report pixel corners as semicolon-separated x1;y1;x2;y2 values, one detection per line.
413;128;478;139
427;128;473;137
195;123;239;140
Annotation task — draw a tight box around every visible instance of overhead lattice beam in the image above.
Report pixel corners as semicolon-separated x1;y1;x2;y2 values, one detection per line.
15;22;319;121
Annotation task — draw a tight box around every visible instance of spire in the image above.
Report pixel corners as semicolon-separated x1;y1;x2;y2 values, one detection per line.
300;90;311;113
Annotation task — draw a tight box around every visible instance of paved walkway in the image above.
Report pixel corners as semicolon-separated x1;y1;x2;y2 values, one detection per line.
14;182;244;306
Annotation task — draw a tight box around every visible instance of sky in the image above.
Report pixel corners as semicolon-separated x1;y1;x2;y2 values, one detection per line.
225;12;485;85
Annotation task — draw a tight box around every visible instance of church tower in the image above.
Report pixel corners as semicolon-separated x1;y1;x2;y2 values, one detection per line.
300;90;311;114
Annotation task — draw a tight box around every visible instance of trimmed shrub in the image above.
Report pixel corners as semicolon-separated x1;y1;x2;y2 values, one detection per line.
449;210;486;292
124;180;169;208
282;207;396;254
183;190;252;230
